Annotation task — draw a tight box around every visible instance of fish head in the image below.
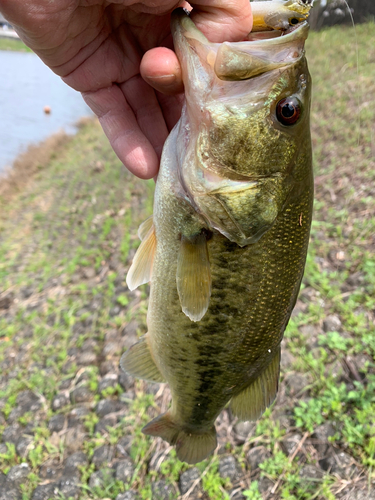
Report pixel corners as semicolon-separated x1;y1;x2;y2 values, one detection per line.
171;9;312;246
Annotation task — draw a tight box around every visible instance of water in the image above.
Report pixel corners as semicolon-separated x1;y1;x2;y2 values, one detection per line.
0;49;93;173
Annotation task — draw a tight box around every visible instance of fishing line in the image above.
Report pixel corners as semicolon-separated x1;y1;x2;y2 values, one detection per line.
311;0;361;316
340;0;360;145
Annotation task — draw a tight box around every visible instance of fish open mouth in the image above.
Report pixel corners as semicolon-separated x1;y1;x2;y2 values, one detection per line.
213;21;309;82
172;8;310;83
246;21;307;42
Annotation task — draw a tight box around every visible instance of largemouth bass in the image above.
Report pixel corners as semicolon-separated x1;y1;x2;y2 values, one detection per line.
121;6;313;464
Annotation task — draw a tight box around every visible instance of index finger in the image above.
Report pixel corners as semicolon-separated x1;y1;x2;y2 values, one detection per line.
83;80;169;180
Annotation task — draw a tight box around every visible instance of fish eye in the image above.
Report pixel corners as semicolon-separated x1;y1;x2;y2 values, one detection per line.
289;17;300;25
276;97;301;126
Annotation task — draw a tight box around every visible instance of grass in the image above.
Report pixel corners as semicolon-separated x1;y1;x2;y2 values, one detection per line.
0;37;32;52
0;20;374;500
0;130;70;210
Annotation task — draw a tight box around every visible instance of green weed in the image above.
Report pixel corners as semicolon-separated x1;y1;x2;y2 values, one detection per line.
243;481;263;500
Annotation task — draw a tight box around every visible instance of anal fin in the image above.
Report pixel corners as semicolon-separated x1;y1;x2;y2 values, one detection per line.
176;233;211;322
230;347;280;421
126;223;156;291
120;335;165;383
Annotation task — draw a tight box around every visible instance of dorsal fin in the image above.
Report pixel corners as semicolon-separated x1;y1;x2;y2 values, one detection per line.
126;224;156;291
176;233;211;322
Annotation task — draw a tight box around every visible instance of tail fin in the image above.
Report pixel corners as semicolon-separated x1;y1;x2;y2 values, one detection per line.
142;412;217;464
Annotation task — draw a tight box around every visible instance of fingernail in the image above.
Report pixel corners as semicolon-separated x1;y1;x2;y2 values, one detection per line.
145;74;177;87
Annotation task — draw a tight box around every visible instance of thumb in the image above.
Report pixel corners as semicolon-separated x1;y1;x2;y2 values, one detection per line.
189;0;253;43
141;0;252;95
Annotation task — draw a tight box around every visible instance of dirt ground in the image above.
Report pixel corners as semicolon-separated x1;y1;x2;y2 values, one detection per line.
0;21;374;500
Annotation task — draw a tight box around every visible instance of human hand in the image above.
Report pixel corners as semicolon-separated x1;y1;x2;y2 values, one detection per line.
0;0;252;179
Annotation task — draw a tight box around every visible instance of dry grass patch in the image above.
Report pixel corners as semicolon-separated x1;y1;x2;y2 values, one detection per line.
0;116;98;214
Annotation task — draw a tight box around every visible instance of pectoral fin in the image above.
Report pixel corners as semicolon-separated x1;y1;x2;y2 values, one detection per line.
176;233;211;322
230;347;280;421
126;224;156;291
120;335;165;383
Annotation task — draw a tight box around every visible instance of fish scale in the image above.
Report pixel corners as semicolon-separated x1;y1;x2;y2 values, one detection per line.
121;4;314;464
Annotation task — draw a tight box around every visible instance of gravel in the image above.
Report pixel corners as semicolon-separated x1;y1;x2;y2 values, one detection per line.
323;314;342;332
282;433;303;456
51;393;69;411
31;484;57;500
285;373;310;396
115;458;135;482
115;491;140;500
98;374;119;394
258;476;274;493
151;480;176;500
70;386;94;403
7;463;30;485
1;111;373;500
2;423;22;444
39;459;63;481
299;464;325;481
311;423;337;456
247;446;271;470
92;445;114;468
95;414;118;434
48;414;66;433
15;435;33;457
64;426;86;454
218;455;242;482
179;467;201;495
88;468;114;488
232;421;256;444
96;398;124;417
100;360;116;376
63;451;88;476
319;451;359;478
58;474;81;499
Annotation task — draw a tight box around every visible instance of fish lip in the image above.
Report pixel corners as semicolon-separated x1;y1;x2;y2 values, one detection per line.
247;21;310;46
